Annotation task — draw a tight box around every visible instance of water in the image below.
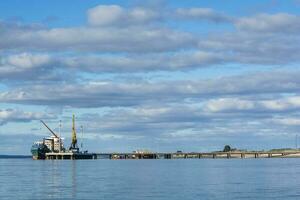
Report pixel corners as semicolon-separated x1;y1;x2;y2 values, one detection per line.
1;158;300;200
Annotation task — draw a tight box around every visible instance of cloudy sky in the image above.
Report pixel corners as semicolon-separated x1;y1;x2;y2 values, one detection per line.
1;0;300;154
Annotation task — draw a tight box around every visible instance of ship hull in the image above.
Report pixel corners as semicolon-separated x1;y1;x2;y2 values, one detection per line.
31;143;50;160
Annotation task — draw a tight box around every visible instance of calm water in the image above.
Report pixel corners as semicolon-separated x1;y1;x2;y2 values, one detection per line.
1;158;300;200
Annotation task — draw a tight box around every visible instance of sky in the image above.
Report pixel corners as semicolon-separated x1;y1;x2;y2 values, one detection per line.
1;0;300;154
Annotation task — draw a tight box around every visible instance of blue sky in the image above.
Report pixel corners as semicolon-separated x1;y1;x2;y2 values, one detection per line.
0;0;300;154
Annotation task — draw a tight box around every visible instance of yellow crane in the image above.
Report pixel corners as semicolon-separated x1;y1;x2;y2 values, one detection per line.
69;114;79;152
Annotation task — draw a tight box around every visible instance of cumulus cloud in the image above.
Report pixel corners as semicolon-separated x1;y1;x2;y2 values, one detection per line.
1;48;300;81
273;117;300;126
87;5;124;26
1;3;300;152
204;98;255;112
0;25;195;53
175;8;233;23
261;96;300;111
198;29;300;65
76;106;209;137
5;53;50;68
1;9;300;67
70;101;299;144
61;51;224;73
0;53;74;83
0;109;54;125
0;53;51;74
0;51;225;79
204;96;300;113
235;13;300;33
87;5;160;26
0;71;299;108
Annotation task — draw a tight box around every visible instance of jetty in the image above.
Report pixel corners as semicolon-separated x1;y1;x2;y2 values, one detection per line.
45;152;97;160
41;150;300;160
95;150;300;160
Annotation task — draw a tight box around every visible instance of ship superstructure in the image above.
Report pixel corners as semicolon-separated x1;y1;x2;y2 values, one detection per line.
44;136;64;152
40;120;64;152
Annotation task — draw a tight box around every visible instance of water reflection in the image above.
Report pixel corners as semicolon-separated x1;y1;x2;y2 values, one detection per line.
44;160;78;199
49;161;61;198
71;160;77;199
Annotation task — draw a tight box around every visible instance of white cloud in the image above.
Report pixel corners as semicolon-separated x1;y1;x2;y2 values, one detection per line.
235;13;300;33
6;53;50;68
204;96;300;113
0;25;195;52
0;71;300;108
261;96;300;111
272;118;300;126
87;5;160;26
0;53;51;74
87;5;124;26
0;109;55;125
261;100;289;111
1;3;300;152
176;8;232;23
204;98;255;112
61;51;224;72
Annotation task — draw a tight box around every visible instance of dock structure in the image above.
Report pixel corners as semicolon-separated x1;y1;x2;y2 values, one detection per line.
36;116;300;160
45;152;97;160
42;151;300;160
34;115;98;160
95;151;300;160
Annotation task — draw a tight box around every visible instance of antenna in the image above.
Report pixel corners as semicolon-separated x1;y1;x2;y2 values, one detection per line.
59;120;62;152
81;125;83;150
296;134;298;150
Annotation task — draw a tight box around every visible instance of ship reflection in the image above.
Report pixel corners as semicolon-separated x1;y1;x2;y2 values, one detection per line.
46;160;78;199
71;160;77;199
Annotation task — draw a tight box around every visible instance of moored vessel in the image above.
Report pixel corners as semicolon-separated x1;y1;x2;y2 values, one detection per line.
31;115;96;160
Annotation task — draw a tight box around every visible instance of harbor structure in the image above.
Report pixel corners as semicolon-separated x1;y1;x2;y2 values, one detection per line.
31;118;300;160
96;150;300;159
31;115;96;160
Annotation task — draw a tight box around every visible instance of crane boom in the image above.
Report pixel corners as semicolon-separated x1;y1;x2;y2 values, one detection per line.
41;120;59;138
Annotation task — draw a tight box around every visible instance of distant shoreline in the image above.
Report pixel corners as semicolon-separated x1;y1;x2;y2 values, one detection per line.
0;155;31;159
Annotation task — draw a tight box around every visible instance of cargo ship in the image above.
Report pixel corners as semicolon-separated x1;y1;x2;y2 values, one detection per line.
31;115;96;160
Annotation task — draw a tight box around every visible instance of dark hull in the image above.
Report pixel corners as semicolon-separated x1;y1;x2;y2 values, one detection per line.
31;144;50;160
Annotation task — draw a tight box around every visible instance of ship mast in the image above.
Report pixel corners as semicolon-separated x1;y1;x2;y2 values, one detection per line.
69;114;79;151
81;125;83;150
59;120;62;152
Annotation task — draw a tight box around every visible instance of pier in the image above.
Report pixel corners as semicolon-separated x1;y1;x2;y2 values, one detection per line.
42;150;300;160
96;151;300;159
45;152;97;160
